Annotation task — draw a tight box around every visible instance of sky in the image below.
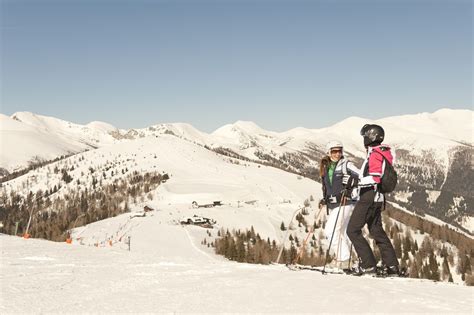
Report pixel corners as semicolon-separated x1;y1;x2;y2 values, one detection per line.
1;0;472;132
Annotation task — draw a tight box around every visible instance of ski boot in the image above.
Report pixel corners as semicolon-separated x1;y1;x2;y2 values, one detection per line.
377;265;407;278
348;265;378;276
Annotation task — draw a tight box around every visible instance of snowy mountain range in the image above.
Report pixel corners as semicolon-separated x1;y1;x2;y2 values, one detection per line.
1;109;472;233
1;109;473;311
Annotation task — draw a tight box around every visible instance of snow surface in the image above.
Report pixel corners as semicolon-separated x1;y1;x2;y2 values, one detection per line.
0;114;87;171
0;112;120;171
1;215;472;313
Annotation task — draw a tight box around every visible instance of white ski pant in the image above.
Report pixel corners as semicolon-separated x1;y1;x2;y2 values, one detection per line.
324;204;354;261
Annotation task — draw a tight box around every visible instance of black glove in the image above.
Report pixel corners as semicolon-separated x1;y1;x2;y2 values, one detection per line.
342;174;358;190
318;198;326;210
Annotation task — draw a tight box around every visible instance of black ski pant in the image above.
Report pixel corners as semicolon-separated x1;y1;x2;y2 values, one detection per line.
347;188;398;269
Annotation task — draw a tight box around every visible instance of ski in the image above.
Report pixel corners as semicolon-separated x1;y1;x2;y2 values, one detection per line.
286;264;345;274
287;263;413;278
343;267;412;279
286;264;441;283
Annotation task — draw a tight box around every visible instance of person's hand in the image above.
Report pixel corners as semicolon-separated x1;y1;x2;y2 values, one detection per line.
318;198;326;210
343;174;357;189
342;174;350;186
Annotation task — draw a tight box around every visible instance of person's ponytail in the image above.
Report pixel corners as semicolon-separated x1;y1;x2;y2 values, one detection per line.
320;156;331;178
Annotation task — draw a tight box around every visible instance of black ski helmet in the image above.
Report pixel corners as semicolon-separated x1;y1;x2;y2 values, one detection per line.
360;124;384;147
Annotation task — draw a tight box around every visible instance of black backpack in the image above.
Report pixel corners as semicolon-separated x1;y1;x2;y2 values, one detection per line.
378;155;398;193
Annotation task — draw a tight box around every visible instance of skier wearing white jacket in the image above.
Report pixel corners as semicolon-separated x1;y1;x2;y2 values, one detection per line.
318;140;360;269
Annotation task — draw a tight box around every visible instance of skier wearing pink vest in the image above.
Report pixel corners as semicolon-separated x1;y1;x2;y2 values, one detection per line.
344;124;401;276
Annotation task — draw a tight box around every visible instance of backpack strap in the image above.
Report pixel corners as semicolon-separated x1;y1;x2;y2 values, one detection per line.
377;153;389;210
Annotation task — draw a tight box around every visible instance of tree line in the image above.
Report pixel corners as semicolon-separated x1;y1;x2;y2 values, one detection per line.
0;170;165;241
210;209;473;285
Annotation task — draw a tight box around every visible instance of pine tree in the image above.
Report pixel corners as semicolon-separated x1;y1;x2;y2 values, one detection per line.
250;226;256;239
394;234;402;259
448;273;453;283
236;237;246;262
440;245;448;258
289;244;297;263
318;244;324;257
280;221;286;231
228;238;237;261
409;260;419;278
421;263;431;280
428;251;440;281
281;248;288;264
402;250;409;267
442;256;451;281
465;255;472;274
420;237;432;256
403;233;412;254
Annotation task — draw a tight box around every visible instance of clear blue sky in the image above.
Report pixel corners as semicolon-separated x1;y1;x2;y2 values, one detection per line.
1;0;472;132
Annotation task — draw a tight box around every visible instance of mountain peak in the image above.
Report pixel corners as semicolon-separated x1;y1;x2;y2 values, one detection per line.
11;111;37;123
86;121;118;133
233;120;263;131
212;120;268;137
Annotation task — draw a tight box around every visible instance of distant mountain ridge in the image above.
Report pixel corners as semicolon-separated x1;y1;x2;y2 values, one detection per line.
0;109;472;233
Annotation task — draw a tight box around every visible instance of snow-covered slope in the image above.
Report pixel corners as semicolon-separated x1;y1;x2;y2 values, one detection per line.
0;114;89;172
2;134;317;226
207;108;472;162
1;108;472;232
0;112;119;172
3;109;471;172
11;112;119;146
1;219;471;313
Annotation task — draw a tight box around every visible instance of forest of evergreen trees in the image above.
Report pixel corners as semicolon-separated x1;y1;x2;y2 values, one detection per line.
210;205;474;286
0;154;75;184
0;168;165;241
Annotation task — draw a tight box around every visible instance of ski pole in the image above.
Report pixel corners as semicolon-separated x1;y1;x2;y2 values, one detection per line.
292;227;313;265
322;191;346;274
292;204;325;265
348;244;353;268
275;206;304;264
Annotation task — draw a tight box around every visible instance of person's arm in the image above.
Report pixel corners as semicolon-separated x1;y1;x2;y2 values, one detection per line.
367;151;383;183
358;153;383;187
319;176;327;209
342;161;359;189
346;161;360;179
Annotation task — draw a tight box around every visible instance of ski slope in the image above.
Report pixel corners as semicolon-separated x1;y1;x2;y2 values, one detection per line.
1;213;472;313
